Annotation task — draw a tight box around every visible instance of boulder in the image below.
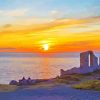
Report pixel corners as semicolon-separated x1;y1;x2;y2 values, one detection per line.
9;80;18;85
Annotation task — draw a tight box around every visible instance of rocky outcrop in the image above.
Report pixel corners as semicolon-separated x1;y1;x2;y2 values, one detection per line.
60;51;100;76
9;77;36;85
9;80;18;85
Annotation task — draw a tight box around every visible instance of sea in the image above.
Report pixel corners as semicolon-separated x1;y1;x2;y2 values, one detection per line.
0;52;100;84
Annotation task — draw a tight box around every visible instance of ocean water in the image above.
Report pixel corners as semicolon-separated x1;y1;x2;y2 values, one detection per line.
0;52;99;84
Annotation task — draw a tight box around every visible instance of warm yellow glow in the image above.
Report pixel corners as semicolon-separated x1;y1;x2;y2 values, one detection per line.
0;17;100;52
43;44;49;51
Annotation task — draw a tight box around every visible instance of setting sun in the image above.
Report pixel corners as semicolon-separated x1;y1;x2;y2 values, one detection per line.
43;44;49;51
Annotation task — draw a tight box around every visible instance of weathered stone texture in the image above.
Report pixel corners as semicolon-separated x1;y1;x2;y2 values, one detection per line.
80;51;98;68
80;51;89;68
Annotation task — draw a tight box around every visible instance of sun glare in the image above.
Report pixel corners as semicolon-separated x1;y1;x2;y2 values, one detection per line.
43;44;49;51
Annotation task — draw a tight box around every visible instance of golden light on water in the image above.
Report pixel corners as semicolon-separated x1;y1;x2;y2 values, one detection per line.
43;44;49;51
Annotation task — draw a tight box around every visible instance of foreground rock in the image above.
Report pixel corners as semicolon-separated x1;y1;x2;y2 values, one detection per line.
9;77;49;86
9;77;36;86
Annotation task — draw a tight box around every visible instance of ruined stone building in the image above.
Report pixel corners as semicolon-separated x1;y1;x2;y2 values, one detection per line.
61;51;100;76
80;51;99;69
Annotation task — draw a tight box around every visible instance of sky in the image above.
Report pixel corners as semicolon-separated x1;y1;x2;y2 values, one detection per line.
0;0;100;52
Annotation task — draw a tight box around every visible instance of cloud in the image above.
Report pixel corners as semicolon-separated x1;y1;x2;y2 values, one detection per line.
0;10;3;15
14;17;53;25
0;48;16;50
6;9;28;17
0;8;29;17
0;18;85;35
0;16;99;35
50;10;64;19
3;24;12;28
0;16;99;36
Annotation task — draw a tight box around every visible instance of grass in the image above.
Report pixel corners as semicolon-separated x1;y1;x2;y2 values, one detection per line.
72;80;100;91
0;84;18;92
54;78;70;84
56;74;81;84
60;74;82;81
28;83;59;89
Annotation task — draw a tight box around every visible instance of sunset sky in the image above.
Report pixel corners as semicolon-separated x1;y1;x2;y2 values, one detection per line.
0;0;100;52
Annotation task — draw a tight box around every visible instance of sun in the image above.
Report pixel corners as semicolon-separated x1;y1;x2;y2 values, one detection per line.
43;44;49;51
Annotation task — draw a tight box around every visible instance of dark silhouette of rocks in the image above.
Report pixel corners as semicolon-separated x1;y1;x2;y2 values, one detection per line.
9;77;36;85
9;80;18;85
61;51;100;76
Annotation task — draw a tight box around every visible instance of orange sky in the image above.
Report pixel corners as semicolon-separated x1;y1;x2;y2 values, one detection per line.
0;16;100;53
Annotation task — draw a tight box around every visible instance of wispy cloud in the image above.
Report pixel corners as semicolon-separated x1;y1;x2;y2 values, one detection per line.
0;48;16;50
50;10;64;19
0;8;29;17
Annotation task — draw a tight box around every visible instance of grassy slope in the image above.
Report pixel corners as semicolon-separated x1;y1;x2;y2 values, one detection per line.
72;70;100;91
73;80;100;91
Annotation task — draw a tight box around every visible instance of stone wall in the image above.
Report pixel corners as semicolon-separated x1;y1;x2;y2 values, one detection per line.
80;51;90;68
90;52;98;69
80;51;99;68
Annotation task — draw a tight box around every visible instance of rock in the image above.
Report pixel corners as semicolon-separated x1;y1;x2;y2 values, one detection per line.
9;80;18;85
19;77;28;85
27;77;36;85
9;76;38;86
30;80;36;84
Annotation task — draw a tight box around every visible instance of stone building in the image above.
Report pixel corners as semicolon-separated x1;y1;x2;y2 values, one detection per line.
61;51;100;76
80;51;98;69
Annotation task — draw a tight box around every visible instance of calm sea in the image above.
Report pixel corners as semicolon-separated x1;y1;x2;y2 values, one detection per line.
0;52;100;84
